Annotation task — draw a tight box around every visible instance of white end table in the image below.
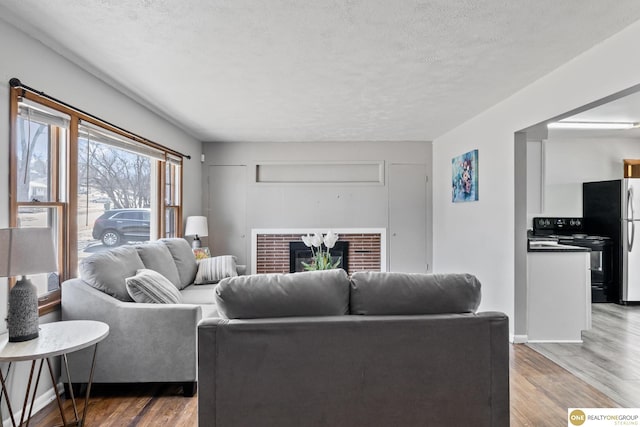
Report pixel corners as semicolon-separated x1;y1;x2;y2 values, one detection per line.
0;320;109;427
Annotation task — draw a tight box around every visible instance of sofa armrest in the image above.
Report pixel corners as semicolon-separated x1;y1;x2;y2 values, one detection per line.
476;311;510;425
62;278;202;383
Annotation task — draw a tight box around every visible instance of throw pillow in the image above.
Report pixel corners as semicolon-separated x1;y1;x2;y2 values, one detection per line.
126;269;183;304
135;241;181;289
80;246;145;302
194;255;238;285
160;238;198;289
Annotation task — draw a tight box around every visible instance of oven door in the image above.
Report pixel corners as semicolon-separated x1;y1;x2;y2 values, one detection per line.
589;248;604;285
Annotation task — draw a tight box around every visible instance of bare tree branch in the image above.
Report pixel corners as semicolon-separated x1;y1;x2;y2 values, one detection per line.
79;140;150;209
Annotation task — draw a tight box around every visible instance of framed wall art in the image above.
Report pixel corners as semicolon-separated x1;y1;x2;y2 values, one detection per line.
452;149;478;203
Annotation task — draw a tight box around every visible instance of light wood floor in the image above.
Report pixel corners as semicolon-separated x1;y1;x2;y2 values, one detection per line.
528;303;640;408
29;344;618;426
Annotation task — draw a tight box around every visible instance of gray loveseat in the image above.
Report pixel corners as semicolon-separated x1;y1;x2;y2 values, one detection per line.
61;238;240;396
198;269;509;427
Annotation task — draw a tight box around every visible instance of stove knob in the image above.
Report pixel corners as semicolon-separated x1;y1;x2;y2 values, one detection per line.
576;219;581;226
570;219;575;226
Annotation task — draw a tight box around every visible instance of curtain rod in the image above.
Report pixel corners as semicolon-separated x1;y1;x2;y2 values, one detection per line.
9;78;191;160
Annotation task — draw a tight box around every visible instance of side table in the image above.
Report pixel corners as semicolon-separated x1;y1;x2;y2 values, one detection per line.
0;320;109;427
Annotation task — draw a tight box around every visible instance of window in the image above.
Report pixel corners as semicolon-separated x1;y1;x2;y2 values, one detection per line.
12;98;68;307
76;122;157;260
9;86;184;314
163;155;182;239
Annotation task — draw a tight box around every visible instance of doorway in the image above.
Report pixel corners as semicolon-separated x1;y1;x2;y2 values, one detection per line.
514;83;640;405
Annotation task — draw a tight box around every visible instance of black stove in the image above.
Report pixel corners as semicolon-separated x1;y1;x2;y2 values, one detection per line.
531;217;613;302
532;217;584;236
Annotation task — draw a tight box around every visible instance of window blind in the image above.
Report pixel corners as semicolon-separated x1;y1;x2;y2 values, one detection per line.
166;153;182;165
18;98;71;129
79;120;165;161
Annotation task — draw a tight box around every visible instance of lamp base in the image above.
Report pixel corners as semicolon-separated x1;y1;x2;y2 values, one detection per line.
192;235;202;249
8;276;40;342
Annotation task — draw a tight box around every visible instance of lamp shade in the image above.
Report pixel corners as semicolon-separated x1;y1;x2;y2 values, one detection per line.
0;228;58;277
185;216;208;237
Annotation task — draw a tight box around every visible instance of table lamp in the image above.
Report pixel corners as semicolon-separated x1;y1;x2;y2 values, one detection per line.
0;228;58;342
185;216;208;249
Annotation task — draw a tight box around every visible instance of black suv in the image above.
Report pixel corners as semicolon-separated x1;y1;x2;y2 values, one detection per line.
92;209;151;247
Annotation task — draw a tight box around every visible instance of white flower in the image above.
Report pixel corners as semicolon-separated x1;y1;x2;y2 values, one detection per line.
301;233;313;247
311;232;323;247
323;231;339;249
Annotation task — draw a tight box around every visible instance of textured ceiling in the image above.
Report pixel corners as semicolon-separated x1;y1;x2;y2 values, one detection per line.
2;1;640;142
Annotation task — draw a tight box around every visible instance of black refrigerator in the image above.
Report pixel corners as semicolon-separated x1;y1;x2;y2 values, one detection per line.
583;179;640;304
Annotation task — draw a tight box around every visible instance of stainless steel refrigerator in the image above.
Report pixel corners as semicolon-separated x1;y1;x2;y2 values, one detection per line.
583;178;640;303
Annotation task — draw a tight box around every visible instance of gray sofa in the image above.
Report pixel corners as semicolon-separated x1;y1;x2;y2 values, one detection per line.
61;238;241;396
198;269;509;427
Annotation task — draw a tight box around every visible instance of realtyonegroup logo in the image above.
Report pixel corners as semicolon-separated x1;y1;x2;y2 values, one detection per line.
570;409;586;426
568;408;640;426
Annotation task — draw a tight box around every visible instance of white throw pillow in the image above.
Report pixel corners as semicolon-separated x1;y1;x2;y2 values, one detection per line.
194;255;238;285
126;269;183;304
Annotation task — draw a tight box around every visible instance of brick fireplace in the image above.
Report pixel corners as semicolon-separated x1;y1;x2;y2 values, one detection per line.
252;229;386;274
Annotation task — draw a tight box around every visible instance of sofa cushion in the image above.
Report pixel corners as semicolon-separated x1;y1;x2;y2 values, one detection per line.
135;241;181;289
126;269;183;304
194;255;237;285
215;269;350;319
161;238;198;289
350;272;481;315
180;283;217;305
79;246;145;302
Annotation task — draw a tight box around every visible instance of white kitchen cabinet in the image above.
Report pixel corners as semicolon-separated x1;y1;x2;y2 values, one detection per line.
527;249;591;342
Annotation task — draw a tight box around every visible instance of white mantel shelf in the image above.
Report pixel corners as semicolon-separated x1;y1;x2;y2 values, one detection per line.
251;228;387;274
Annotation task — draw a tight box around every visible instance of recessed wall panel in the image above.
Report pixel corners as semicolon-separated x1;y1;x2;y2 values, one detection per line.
255;162;383;184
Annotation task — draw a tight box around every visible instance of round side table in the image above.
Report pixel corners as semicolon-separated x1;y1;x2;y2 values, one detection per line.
0;320;109;427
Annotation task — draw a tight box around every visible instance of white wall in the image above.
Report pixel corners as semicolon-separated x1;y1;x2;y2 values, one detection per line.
432;19;640;337
202;140;432;272
538;135;640;218
0;17;202;421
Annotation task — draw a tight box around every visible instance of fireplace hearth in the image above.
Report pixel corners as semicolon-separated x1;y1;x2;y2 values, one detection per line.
289;241;349;273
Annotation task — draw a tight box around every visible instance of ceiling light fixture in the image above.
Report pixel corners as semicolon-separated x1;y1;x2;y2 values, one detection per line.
547;121;638;130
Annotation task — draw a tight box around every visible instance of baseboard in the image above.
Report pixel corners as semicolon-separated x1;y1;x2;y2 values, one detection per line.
511;334;528;343
2;382;64;427
527;339;583;344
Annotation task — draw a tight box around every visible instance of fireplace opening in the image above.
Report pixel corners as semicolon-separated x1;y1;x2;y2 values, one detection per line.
289;241;349;273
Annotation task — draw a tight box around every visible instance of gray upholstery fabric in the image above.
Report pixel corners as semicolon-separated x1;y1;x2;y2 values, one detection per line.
62;278;202;384
60;239;230;388
215;269;350;319
135;241;181;289
180;283;217;304
198;312;510;427
126;269;183;304
350;271;481;315
79;245;145;301
161;238;198;289
200;304;219;319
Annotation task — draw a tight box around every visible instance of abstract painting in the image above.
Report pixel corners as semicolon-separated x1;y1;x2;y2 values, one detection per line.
452;149;479;203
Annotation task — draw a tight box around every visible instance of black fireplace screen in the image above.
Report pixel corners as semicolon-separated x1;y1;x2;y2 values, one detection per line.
289;241;349;273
